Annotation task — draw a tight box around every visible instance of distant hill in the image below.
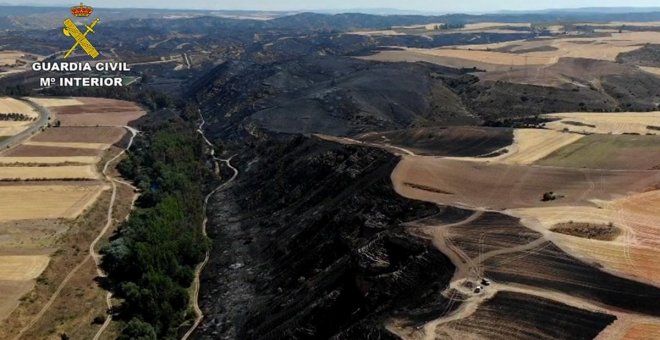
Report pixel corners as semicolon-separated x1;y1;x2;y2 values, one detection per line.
2;5;660;31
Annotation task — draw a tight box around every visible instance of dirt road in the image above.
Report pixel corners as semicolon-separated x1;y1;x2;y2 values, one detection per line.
14;126;138;340
180;113;239;340
92;126;139;340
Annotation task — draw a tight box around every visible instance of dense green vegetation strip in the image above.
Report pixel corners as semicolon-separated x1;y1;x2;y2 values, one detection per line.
101;116;211;339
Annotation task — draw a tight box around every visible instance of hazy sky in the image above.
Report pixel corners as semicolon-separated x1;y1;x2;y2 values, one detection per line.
13;0;660;12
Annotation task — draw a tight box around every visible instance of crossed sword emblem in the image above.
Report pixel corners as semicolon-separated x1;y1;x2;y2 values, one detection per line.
63;18;100;59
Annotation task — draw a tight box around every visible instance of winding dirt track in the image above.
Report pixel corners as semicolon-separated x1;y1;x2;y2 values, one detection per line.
180;113;239;340
92;126;140;340
14;126;139;340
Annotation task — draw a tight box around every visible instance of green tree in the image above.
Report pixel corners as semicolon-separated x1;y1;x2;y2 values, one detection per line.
120;318;157;340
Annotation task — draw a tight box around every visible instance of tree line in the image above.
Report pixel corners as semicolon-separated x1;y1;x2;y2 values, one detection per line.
101;109;214;339
0;113;35;121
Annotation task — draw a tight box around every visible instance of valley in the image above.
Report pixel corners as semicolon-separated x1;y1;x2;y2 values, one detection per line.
1;4;660;340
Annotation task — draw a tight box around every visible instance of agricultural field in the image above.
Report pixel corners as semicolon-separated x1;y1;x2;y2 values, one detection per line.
29;126;126;144
543;111;660;134
391;156;660;209
360;30;660;87
0;96;144;327
0;51;41;77
476;129;584;165
351;21;534;36
0;51;24;66
25;98;83;107
0;183;105;220
4;145;102;157
0;165;98;180
537;134;660;170
48;98;144;127
0;97;39;137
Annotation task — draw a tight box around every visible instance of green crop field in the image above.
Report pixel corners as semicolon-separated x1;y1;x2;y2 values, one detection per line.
536;134;660;170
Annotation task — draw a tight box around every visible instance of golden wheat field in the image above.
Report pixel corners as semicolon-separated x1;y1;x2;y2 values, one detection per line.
544;111;660;134
0;255;50;281
0;183;106;221
0;165;98;180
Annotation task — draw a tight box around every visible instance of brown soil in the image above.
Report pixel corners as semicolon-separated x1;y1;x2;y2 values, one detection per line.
30;127;126;144
3;145;101;157
51;103;141;115
392;157;660;210
56;112;145;127
0;188;112;338
551;222;622;241
17;179;135;340
0;148;136;339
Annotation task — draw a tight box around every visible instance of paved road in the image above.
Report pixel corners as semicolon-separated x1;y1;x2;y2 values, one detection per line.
0;98;50;151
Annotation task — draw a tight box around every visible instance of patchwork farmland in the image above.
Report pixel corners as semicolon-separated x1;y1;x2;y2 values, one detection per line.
0;96;143;334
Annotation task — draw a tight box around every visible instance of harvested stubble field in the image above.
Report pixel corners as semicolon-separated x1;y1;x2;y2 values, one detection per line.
0;98;38;118
478;57;645;87
0;97;39;137
391;156;660;209
361;31;660;88
452;32;660;60
0;255;50;319
0;51;24;66
0;281;32;321
476;129;584;165
0;96;142;330
30;126;126;144
0;255;49;281
543;111;660;134
25;98;83;108
48;98;145;127
3;145;102;157
0;183;106;221
622;323;660;339
56;112;145;127
536;134;660;170
0;156;98;165
0;219;68;249
0;165;98;180
399;48;557;66
23;141;108;150
508;189;660;285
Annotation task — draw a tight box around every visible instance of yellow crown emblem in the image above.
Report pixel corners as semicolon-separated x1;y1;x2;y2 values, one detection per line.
71;2;93;17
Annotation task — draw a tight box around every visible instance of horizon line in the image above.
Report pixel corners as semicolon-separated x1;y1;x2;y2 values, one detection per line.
1;4;660;14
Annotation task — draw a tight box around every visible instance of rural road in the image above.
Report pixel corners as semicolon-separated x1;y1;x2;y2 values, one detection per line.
14;125;138;340
0;98;50;151
181;113;239;340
